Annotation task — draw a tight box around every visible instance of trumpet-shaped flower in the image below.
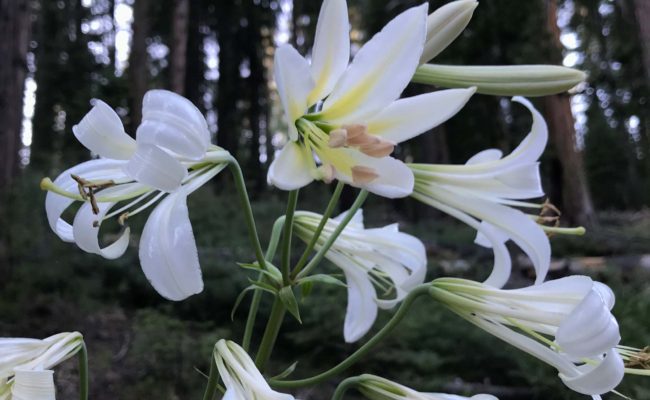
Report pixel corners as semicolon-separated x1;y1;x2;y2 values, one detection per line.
420;0;478;64
356;374;497;400
0;332;82;399
43;90;230;301
410;97;550;287
294;210;427;342
268;0;475;198
214;340;294;400
430;276;624;396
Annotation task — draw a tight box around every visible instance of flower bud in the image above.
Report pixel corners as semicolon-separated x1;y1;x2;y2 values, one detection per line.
420;0;478;64
413;64;587;96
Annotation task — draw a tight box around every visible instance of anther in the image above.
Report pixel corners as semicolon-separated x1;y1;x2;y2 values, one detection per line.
328;129;347;148
351;166;379;184
317;164;336;184
118;212;130;226
342;124;368;146
360;139;395;158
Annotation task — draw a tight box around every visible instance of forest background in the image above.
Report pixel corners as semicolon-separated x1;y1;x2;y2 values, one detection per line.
1;0;649;399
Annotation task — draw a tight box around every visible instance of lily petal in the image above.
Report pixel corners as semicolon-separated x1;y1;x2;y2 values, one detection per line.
46;159;130;242
366;87;475;143
124;143;187;192
138;89;210;159
329;252;378;343
11;369;55;400
320;4;428;123
267;141;314;190
556;290;620;358
559;349;624;395
274;45;314;141
139;190;203;301
72;201;131;260
420;0;478;63
73;100;136;159
308;0;350;105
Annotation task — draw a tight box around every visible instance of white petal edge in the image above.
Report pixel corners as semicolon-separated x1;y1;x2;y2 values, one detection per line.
320;4;428;124
420;0;478;63
138;89;210;159
559;349;624;395
73;99;135;159
274;45;314;141
366;87;475;143
139;190;203;301
124;143;187;192
72;201;130;260
267;142;314;190
308;0;350;105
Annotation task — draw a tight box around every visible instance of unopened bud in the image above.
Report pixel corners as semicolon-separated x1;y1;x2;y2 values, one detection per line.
420;0;478;64
412;64;587;96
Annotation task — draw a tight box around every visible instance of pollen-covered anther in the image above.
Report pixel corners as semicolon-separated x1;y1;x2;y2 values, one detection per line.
351;165;379;184
343;124;369;146
317;164;336;184
118;212;130;226
328;129;348;148
359;138;395;157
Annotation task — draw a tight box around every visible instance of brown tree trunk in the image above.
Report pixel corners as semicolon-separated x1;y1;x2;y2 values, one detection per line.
633;0;650;82
128;0;151;132
544;0;596;227
170;0;189;95
0;0;30;195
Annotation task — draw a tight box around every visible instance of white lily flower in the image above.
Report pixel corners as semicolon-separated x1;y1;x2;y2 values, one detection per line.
357;374;497;400
214;340;294;400
43;91;230;301
430;276;624;396
268;0;475;198
410;97;550;287
0;332;82;398
294;209;427;342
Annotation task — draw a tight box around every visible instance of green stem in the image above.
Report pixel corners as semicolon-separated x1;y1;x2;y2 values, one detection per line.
255;297;286;371
227;158;267;271
291;182;344;279
296;189;368;279
281;190;299;284
78;342;88;400
202;353;219;400
242;217;286;352
332;376;364;400
270;285;430;388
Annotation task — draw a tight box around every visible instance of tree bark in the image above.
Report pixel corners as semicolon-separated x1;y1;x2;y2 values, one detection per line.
0;0;31;195
544;0;596;227
184;0;205;110
632;0;650;82
128;0;151;132
170;0;189;95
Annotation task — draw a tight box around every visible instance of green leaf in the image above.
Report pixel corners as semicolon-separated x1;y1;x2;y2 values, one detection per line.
301;281;314;298
248;279;279;295
238;262;283;284
278;286;302;324
298;274;347;288
231;285;256;321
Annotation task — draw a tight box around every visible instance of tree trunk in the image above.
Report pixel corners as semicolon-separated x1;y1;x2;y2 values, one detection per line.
543;0;596;227
0;0;30;195
633;0;650;82
184;0;205;110
128;0;151;132
170;0;189;95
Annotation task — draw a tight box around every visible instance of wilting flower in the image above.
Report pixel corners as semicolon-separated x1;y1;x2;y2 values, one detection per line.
268;0;475;198
214;340;294;400
42;90;231;301
356;374;497;400
430;276;624;396
0;332;83;399
410;97;550;287
294;210;427;342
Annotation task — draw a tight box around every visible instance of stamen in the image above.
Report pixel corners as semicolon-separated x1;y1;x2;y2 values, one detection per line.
118;212;129;226
316;164;336;184
343;124;368;146
359;139;395;158
351;166;379;184
624;346;650;369
328;129;347;148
